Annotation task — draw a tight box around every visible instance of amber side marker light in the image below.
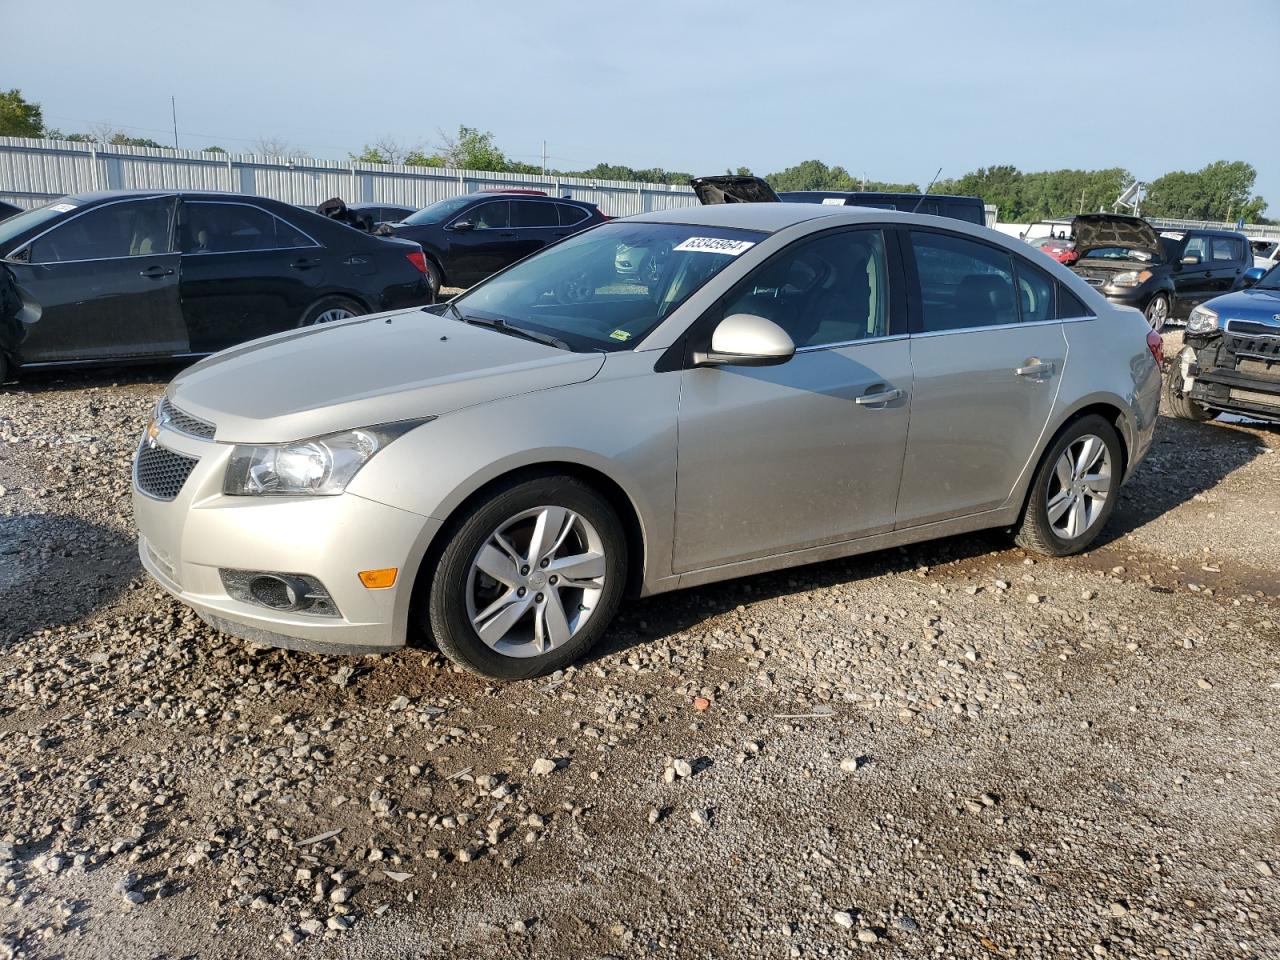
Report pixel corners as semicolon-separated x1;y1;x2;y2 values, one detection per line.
358;568;398;589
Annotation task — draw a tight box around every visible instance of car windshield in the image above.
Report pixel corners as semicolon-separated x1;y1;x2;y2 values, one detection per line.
401;195;477;225
1080;245;1157;262
452;221;766;352
0;199;76;249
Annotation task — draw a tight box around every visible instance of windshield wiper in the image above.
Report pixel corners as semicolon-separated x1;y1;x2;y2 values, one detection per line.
446;302;570;351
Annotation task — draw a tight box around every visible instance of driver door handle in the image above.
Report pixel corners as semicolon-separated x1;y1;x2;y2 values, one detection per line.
1016;360;1055;378
855;387;903;406
138;265;174;279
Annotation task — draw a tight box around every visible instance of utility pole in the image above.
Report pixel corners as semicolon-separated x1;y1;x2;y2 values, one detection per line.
541;140;548;176
171;96;179;150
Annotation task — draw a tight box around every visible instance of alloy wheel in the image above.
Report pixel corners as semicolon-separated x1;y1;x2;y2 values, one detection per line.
1045;434;1112;539
313;307;355;325
1145;296;1168;331
464;506;607;658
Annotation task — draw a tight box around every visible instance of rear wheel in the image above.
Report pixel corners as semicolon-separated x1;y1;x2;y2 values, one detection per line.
423;258;442;302
1144;293;1169;332
1015;415;1122;557
424;475;627;679
299;296;364;328
1163;364;1216;421
0;352;8;384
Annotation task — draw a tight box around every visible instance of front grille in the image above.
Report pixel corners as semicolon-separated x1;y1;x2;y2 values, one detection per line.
1083;276;1106;287
135;442;199;501
160;396;216;439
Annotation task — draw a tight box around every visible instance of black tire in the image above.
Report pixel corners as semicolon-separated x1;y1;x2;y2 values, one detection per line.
298;296;365;328
1015;414;1123;557
424;474;627;680
1163;364;1216;422
422;258;442;302
0;352;8;384
1144;293;1169;332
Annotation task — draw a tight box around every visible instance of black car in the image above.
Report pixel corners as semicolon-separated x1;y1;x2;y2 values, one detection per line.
690;175;987;225
0;200;20;222
1068;214;1252;332
387;192;606;290
0;191;433;381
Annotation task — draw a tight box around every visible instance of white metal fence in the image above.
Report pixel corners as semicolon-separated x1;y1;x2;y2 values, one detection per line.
0;136;701;218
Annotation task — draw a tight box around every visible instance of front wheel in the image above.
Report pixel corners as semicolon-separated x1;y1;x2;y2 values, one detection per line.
425;475;627;679
1015;415;1123;557
1144;293;1169;332
1163;365;1216;422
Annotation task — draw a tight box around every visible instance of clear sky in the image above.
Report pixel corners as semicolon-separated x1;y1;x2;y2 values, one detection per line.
6;0;1278;211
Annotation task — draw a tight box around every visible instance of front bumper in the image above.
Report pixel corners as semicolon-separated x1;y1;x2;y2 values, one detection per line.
1178;334;1280;423
132;426;440;654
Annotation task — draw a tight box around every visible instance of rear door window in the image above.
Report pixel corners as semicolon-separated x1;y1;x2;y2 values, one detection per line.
909;231;1019;331
1013;258;1055;322
29;198;173;263
557;204;590;226
1211;236;1244;262
512;200;558;228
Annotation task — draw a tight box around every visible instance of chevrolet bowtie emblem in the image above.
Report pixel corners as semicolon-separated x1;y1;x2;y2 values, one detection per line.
146;419;161;445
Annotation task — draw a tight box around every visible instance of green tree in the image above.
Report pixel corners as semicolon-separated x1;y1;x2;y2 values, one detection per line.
1145;161;1266;222
203;145;226;154
0;88;44;137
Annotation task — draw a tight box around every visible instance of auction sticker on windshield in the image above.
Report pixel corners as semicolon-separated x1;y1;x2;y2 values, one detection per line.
673;237;756;256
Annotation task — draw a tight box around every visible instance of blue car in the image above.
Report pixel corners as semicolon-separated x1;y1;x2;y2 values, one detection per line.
1165;264;1280;423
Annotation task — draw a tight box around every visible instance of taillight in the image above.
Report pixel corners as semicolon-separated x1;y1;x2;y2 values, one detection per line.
1146;329;1164;366
406;251;427;274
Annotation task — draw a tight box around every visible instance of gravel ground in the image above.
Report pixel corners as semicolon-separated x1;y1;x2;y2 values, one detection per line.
1;335;1278;959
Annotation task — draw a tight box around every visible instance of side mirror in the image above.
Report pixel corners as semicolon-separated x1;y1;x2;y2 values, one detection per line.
1241;266;1266;288
695;313;795;367
1181;253;1202;265
451;220;474;232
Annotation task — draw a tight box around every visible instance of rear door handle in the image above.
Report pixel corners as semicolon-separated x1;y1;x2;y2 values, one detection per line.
139;265;174;279
498;231;517;238
291;257;322;270
854;387;903;405
1016;361;1055;378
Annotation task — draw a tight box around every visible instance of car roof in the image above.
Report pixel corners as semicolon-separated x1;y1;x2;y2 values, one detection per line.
629;201;850;233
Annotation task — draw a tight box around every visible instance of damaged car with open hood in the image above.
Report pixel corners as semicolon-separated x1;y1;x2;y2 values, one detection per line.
1068;214;1252;332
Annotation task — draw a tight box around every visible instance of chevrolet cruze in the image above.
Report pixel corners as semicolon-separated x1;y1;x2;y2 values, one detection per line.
132;203;1162;679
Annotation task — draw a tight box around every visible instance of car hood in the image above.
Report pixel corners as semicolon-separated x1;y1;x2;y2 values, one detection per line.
167;309;605;443
1072;214;1163;258
691;175;781;205
1204;287;1280;328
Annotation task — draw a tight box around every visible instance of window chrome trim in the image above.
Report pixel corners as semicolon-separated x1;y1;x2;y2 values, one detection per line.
794;333;908;354
181;199;321;251
6;194;176;265
910;315;1096;339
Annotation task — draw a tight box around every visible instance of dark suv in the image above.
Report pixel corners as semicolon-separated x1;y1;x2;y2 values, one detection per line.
1068;214;1252;331
387;193;605;291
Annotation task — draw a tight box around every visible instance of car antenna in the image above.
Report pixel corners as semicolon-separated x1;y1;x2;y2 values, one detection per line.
911;168;943;214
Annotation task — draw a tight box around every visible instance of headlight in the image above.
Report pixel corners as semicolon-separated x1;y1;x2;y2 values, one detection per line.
223;420;431;497
1186;306;1219;335
1110;270;1152;288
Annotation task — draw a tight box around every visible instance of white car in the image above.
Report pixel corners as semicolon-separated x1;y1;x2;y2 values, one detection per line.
1247;238;1279;272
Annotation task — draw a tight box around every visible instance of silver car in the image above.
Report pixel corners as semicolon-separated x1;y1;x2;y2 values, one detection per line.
132;203;1162;679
